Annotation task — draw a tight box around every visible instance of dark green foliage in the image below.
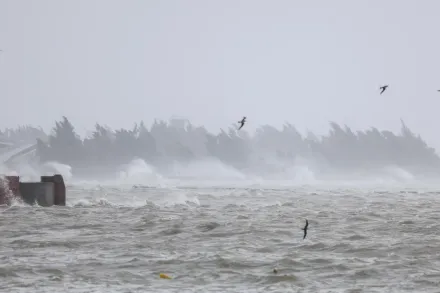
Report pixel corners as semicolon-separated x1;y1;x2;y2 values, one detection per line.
29;116;440;174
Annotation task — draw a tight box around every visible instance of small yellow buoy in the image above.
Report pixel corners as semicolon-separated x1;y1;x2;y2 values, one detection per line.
159;273;172;279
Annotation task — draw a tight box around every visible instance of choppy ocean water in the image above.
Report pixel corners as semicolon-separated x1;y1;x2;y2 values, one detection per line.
1;182;440;293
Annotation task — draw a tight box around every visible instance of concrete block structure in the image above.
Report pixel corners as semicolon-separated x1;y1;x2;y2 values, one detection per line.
0;174;66;207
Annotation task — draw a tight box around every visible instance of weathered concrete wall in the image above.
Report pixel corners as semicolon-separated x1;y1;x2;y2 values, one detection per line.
0;174;66;206
0;177;11;205
19;182;55;206
0;176;20;205
41;175;66;206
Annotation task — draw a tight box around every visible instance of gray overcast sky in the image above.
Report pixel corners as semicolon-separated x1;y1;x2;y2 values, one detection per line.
0;1;439;145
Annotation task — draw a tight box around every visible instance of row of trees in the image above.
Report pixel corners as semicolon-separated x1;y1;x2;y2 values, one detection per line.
31;116;440;175
0;125;47;145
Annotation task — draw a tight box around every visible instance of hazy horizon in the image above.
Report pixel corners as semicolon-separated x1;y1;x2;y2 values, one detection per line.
1;1;440;146
2;4;440;291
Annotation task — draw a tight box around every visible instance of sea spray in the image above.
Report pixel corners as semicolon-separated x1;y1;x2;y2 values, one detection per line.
118;158;163;185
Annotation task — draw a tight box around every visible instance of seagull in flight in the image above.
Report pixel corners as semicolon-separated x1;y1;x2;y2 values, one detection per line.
379;85;388;95
301;219;309;240
237;116;246;130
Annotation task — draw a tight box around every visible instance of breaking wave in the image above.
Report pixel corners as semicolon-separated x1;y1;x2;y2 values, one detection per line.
2;117;440;188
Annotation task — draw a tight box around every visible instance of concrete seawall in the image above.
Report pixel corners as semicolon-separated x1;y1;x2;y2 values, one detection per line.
0;174;66;207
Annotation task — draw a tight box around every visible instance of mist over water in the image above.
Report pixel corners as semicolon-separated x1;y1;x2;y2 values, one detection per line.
2;174;440;292
3;0;440;290
1;117;438;188
0;156;428;190
2;120;440;293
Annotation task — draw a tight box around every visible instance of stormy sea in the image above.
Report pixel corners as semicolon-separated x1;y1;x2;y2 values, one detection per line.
1;120;440;292
1;161;440;293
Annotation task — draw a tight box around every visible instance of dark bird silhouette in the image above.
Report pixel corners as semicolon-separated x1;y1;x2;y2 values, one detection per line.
237;116;246;130
379;85;388;95
301;219;308;240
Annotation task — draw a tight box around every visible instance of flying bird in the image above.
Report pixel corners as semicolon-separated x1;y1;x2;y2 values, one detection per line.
237;116;246;130
379;85;388;95
301;219;308;240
